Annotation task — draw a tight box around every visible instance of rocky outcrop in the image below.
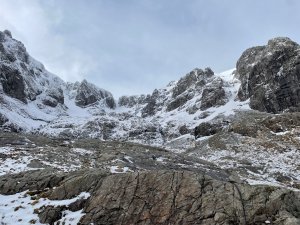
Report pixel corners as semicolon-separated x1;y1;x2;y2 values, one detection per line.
166;67;218;112
141;89;161;117
200;77;227;110
194;121;224;138
0;30;65;106
75;79;116;108
118;95;147;107
237;37;300;113
0;169;299;225
0;29;116;115
0;64;26;102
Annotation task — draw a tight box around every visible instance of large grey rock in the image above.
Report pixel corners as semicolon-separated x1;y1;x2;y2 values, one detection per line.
237;37;300;113
0;64;27;103
166;92;194;111
38;206;64;224
172;68;214;98
194;121;224;138
141;90;160;117
75;79;116;108
118;95;147;107
200;78;227;110
2;169;298;225
0;169;65;194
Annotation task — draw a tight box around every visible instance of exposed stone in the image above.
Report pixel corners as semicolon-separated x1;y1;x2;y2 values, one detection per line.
194;122;223;138
179;124;190;135
0;169;65;195
0;65;26;103
141;91;160;117
105;96;116;109
3;30;12;38
27;159;46;168
200;78;227;110
68;198;87;212
38;206;63;224
0;113;8;126
166;92;194;111
237;37;300;113
75;79;115;108
172;70;198;98
2;168;298;225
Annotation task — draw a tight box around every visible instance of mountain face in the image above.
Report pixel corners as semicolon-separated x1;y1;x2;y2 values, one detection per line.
1;30;300;224
237;37;300;113
0;30;115;132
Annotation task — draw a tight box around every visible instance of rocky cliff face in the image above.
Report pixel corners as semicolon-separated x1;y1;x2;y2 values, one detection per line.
0;168;299;225
237;37;300;113
74;79;115;108
0;30;64;105
0;30;116;132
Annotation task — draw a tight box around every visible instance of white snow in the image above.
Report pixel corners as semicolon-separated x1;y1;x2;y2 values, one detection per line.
110;166;130;173
197;147;300;188
156;157;166;162
0;147;37;176
72;148;93;155
0;191;90;225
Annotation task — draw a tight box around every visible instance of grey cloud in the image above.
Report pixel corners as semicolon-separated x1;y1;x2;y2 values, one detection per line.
0;0;300;97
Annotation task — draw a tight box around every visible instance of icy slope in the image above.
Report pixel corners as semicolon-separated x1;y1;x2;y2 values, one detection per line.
0;30;115;132
0;30;251;147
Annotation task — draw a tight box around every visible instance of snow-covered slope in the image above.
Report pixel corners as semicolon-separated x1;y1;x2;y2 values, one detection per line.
1;30;300;192
33;67;250;149
0;30;251;148
0;30;115;132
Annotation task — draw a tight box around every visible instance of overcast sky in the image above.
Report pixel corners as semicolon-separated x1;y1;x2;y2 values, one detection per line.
0;0;300;97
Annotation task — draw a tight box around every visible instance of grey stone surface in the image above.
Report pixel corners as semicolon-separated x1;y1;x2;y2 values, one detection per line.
237;37;300;113
1;169;299;225
75;79;116;108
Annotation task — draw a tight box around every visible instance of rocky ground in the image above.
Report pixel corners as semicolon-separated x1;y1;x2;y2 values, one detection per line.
0;131;300;224
189;110;300;190
0;167;300;224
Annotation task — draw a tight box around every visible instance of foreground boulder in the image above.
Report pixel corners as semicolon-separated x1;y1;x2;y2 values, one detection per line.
0;169;299;225
237;37;300;113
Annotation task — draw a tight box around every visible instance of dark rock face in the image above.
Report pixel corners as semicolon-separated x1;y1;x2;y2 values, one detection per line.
42;88;64;107
0;113;8;126
38;206;63;224
141;90;159;117
200;78;227;110
237;37;300;113
3;30;12;38
172;68;214;98
1;169;300;225
105;96;116;109
75;79;116;108
118;95;147;107
82;171;300;225
0;169;65;195
194;122;223;138
0;65;26;103
166;92;194;111
166;68;216;112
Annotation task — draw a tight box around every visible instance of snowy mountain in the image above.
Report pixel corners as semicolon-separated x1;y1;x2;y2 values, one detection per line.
0;30;115;132
1;30;300;186
1;30;300;224
0;30;249;145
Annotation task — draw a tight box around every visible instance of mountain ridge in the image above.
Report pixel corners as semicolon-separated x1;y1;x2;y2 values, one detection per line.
1;30;300;224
